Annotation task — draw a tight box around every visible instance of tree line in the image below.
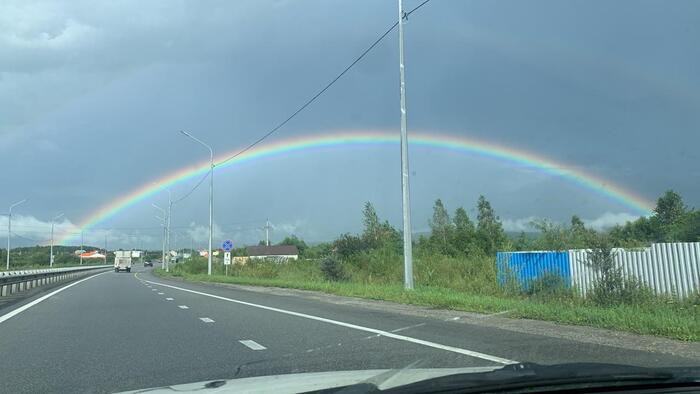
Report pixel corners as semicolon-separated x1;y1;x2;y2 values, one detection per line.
278;189;698;260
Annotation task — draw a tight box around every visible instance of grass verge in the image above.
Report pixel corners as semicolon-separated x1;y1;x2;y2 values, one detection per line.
154;267;700;342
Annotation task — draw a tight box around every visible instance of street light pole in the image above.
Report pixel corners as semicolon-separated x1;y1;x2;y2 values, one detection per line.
180;130;214;276
50;213;64;267
164;189;172;273
153;204;167;270
398;0;414;290
6;199;27;270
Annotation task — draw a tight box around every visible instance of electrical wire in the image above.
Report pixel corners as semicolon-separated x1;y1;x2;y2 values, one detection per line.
172;172;210;205
10;231;46;244
215;0;433;167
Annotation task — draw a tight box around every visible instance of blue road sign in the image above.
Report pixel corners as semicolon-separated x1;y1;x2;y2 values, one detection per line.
222;240;233;252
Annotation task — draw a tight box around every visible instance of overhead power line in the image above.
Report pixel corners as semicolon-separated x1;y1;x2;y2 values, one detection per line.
172;172;210;205
10;231;45;244
216;0;432;167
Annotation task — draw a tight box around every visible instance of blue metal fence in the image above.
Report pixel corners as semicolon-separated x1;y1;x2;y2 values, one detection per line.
497;251;570;290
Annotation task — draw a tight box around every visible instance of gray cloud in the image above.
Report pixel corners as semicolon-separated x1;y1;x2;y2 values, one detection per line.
1;0;698;249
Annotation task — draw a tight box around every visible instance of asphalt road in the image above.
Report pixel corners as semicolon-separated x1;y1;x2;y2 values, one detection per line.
0;265;697;393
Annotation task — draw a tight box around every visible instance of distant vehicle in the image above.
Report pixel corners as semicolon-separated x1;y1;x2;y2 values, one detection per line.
144;261;153;267
114;251;132;273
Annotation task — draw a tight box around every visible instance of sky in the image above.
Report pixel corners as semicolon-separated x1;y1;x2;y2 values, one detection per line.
1;0;699;250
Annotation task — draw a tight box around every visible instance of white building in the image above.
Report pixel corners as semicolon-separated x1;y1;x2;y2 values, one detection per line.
245;245;299;261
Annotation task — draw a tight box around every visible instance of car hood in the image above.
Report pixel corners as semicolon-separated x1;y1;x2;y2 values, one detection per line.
118;367;501;394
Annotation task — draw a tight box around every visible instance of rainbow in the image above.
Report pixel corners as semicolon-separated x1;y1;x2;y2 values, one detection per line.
59;130;653;243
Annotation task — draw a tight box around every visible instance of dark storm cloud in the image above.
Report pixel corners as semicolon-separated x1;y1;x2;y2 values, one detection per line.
1;0;698;247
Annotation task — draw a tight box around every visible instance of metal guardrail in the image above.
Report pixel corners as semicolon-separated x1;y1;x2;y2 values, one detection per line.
0;265;111;297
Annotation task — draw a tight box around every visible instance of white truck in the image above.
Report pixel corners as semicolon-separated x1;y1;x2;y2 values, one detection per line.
114;250;133;273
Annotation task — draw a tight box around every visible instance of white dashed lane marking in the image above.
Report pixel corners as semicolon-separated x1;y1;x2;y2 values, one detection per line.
199;317;215;323
178;305;189;309
391;323;426;333
239;340;266;350
165;297;174;301
137;276;516;365
157;292;164;295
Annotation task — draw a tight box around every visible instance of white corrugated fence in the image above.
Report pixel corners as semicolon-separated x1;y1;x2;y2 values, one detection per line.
568;242;700;298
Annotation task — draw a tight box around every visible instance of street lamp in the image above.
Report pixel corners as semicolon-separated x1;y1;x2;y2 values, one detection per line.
165;189;172;273
398;0;414;289
6;199;27;270
49;213;64;267
180;130;214;276
153;204;167;271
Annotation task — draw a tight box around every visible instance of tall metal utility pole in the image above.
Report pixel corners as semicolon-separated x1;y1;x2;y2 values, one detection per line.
398;0;414;290
153;204;167;270
180;130;214;276
104;234;107;265
80;231;84;265
265;219;270;246
6;199;27;270
49;213;64;267
166;189;172;273
138;236;143;265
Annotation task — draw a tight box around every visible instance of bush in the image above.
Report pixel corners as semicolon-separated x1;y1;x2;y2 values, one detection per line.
333;233;365;260
320;256;346;281
172;258;208;275
525;272;575;300
238;258;280;278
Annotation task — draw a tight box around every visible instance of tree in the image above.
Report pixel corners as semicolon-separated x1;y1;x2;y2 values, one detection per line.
514;231;530;251
360;201;400;251
653;190;688;241
569;215;595;248
362;202;381;245
476;195;506;255
362;201;382;248
530;219;568;250
333;233;365;259
278;235;308;257
654;190;686;227
676;210;700;242
452;207;476;255
429;199;453;252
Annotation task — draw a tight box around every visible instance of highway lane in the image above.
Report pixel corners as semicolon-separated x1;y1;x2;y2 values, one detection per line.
0;265;697;393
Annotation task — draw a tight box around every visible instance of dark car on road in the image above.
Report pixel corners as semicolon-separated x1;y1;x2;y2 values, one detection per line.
144;261;153;267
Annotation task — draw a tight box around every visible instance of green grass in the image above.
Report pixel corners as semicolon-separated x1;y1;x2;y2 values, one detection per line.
155;258;700;342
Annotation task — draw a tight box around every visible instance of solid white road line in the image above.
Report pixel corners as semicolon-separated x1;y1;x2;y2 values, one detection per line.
390;323;426;333
178;305;189;309
239;340;266;350
0;271;110;325
140;277;516;365
165;297;174;301
199;317;215;323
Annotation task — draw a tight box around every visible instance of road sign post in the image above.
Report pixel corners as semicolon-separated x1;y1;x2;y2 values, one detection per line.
222;240;233;275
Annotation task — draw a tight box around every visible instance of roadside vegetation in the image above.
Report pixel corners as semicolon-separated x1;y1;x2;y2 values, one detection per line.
156;189;699;341
0;245;109;270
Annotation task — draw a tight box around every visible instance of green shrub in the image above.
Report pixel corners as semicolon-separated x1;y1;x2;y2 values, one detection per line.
333;233;365;260
320;256;346;281
237;258;280;278
414;252;498;295
525;272;576;301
